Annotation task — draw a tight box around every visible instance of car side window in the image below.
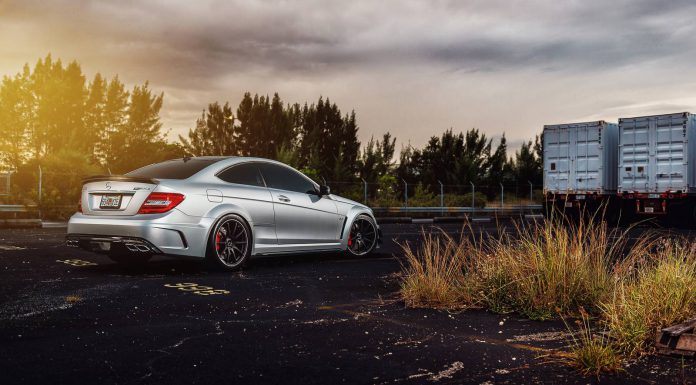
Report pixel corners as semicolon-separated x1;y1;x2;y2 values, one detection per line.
258;163;316;194
217;163;265;187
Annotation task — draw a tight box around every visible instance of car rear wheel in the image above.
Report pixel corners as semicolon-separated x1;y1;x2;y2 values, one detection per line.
207;214;252;271
346;215;377;256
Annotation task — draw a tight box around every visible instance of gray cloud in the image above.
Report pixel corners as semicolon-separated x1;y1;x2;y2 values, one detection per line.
2;0;696;149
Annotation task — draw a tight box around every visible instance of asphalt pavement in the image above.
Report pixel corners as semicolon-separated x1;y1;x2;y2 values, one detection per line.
0;223;694;384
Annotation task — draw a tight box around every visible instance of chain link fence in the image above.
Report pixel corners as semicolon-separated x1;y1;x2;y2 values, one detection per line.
322;179;543;209
1;165;544;220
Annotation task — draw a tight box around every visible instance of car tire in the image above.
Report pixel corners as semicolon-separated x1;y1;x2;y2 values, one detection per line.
206;214;252;271
346;214;378;256
108;252;152;266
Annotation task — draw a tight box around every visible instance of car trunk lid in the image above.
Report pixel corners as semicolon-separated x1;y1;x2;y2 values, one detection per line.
81;175;159;216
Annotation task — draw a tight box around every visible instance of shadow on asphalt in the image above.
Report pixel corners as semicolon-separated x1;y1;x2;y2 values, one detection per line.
79;250;396;277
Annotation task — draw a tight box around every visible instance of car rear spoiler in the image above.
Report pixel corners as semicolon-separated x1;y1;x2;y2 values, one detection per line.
81;175;159;185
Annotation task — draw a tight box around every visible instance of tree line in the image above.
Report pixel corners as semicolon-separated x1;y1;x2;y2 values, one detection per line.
0;55;542;215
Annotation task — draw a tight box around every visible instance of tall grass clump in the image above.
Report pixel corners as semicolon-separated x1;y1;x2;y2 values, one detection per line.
601;239;696;356
485;216;621;320
399;211;626;319
560;308;622;377
399;231;478;309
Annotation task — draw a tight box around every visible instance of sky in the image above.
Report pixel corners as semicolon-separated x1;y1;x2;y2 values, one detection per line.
2;0;696;152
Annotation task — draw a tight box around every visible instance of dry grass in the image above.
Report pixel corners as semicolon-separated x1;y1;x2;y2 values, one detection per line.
482;216;622;320
399;231;477;309
560;308;622;377
601;239;696;356
398;211;696;373
399;214;625;320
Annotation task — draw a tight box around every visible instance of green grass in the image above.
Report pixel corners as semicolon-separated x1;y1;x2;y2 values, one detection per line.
560;308;622;377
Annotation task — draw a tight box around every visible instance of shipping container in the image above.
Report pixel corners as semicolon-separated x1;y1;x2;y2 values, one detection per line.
618;112;696;220
618;112;696;193
543;121;619;194
543;121;620;222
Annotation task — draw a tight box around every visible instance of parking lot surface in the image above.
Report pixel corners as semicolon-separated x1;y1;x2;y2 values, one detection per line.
1;223;694;384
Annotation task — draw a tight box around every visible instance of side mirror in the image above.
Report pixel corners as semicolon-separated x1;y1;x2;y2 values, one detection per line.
319;185;330;196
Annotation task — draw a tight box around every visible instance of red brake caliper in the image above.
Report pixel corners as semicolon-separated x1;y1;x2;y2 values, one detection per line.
348;234;352;247
215;231;221;251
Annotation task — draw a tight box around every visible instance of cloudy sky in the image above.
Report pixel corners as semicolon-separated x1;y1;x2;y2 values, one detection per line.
2;0;696;151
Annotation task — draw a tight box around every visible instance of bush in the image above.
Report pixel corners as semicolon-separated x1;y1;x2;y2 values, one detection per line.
444;192;487;208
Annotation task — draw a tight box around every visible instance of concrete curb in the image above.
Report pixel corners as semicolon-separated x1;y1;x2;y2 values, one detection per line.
0;219;42;228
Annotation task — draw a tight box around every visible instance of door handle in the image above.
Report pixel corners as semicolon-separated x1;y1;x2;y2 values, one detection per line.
278;195;290;202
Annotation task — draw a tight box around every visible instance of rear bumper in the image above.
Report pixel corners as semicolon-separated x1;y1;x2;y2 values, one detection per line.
66;210;210;258
66;234;161;254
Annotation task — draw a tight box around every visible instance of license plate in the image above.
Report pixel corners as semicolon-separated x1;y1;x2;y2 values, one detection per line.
644;207;654;213
99;194;122;209
565;202;573;208
576;195;585;200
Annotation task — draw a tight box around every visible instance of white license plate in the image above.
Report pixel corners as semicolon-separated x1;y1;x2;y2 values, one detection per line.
99;194;122;209
565;202;573;208
644;207;654;213
575;195;585;200
649;194;660;199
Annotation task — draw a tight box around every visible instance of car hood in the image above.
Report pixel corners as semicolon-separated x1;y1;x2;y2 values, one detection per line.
331;195;369;210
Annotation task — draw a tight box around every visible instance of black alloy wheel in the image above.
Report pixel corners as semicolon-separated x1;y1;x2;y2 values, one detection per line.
208;214;251;270
347;215;377;256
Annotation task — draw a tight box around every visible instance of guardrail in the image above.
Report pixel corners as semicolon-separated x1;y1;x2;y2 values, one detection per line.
372;205;542;214
0;205;29;213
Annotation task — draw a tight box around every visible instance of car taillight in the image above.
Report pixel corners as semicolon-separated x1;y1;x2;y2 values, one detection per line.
138;192;185;214
77;198;83;213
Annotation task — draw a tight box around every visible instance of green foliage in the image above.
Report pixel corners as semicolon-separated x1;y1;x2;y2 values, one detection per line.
371;174;401;207
179;102;236;156
444;192;487;208
0;55;180;210
409;183;437;206
0;54;545;216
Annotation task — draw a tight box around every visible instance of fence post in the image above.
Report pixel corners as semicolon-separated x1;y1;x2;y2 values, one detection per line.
38;165;42;220
470;181;475;219
361;178;367;205
500;182;504;208
528;180;533;203
402;178;408;207
437;180;444;215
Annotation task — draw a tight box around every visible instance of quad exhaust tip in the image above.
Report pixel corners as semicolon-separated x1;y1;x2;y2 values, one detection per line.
125;243;151;253
66;239;79;248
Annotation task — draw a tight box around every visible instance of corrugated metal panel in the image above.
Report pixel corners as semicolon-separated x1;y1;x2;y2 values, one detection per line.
618;112;696;193
543;121;618;194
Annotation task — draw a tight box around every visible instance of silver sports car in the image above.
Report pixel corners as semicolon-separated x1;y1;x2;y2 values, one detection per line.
66;157;381;270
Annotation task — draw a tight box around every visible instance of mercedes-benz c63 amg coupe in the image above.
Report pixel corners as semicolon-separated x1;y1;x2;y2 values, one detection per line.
66;157;381;270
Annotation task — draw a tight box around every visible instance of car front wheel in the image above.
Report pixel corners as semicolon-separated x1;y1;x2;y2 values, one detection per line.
346;214;378;256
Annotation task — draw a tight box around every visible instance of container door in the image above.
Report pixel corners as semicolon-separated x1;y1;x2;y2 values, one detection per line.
654;114;688;192
544;127;571;192
620;118;650;192
575;125;601;192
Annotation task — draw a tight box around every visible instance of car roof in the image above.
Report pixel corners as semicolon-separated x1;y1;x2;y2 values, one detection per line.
184;156;307;180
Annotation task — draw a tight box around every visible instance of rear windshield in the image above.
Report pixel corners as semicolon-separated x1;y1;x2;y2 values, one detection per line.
126;159;221;179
